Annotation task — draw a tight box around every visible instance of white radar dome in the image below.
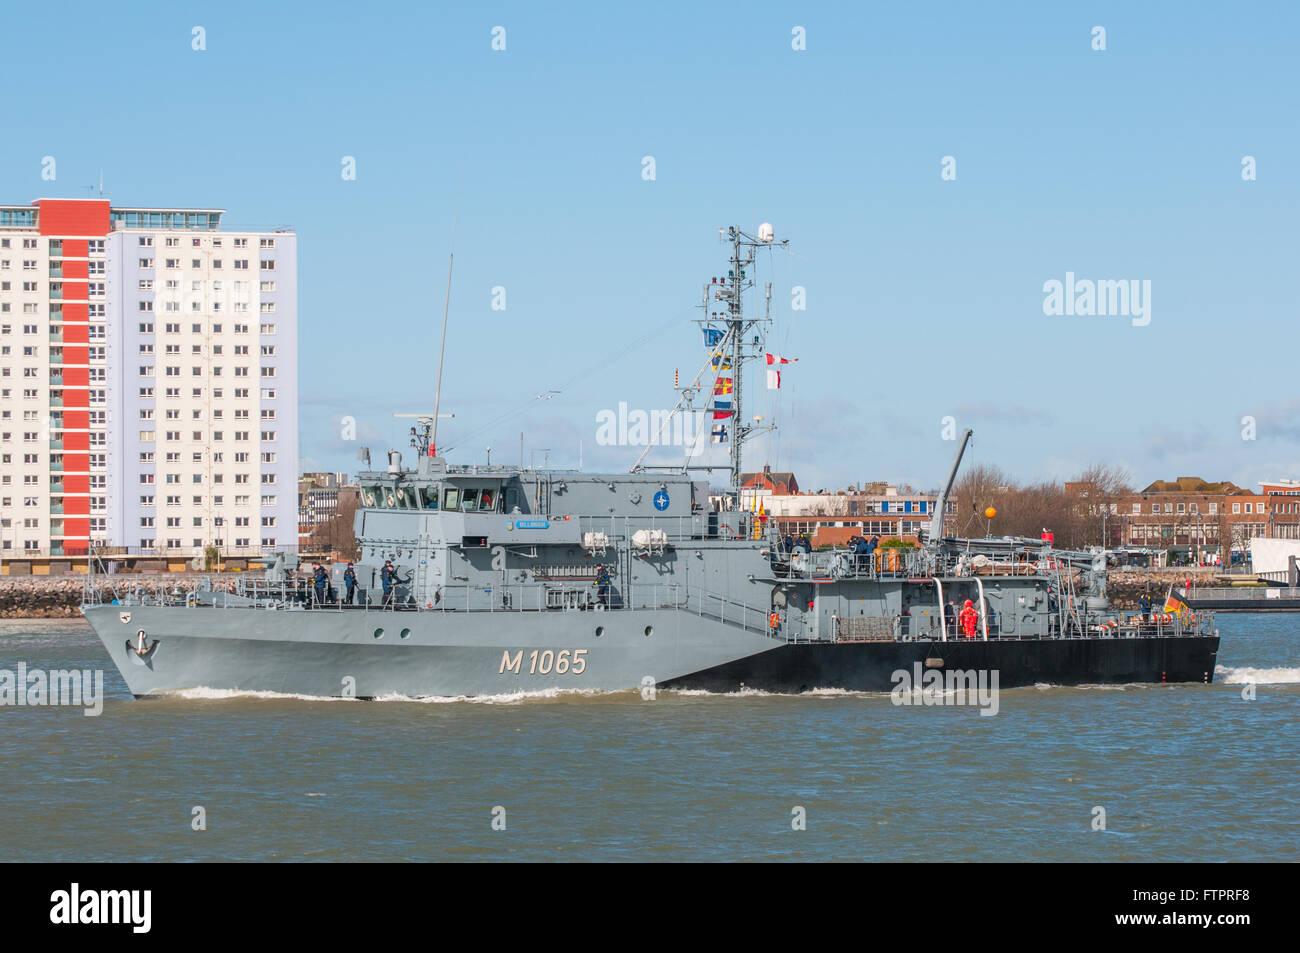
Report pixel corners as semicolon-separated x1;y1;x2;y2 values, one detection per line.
757;222;775;242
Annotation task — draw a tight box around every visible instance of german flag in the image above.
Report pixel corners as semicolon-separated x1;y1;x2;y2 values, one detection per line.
1163;586;1189;616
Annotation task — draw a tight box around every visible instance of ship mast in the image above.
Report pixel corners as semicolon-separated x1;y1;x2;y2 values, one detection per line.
629;223;787;487
716;224;786;495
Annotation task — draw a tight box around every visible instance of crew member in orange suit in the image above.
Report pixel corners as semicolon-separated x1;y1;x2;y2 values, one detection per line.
959;599;979;639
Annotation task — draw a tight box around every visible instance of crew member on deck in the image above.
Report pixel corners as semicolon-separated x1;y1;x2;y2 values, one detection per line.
343;562;358;606
1138;593;1151;625
312;563;329;606
959;598;978;639
594;564;611;607
381;560;398;606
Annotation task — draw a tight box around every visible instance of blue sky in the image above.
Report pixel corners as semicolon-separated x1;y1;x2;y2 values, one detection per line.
4;1;1297;491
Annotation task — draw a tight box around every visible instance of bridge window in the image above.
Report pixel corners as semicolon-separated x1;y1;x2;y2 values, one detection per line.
461;488;478;511
420;487;438;509
443;487;460;510
479;488;495;511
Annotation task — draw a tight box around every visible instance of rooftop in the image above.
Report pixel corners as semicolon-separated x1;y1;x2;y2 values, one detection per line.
1139;477;1243;495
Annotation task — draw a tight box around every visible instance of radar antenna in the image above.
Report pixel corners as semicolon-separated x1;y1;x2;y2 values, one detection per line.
394;413;455;457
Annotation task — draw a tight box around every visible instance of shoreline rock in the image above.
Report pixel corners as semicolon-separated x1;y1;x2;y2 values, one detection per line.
0;575;246;620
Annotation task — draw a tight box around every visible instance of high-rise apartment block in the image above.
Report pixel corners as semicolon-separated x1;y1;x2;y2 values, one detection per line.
0;198;297;561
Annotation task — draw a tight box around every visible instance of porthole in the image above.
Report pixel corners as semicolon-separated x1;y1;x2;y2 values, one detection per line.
399;628;411;640
644;625;654;637
373;628;384;640
595;626;604;638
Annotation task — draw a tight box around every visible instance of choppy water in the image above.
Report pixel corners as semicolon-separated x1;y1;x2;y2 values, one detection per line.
1;614;1296;861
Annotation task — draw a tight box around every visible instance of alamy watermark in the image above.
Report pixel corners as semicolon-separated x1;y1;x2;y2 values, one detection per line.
890;664;999;716
0;663;104;716
595;403;707;447
50;884;151;933
1042;272;1151;327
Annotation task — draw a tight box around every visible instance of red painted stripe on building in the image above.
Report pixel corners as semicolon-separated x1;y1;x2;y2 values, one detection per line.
61;259;88;280
61;239;88;257
35;199;110;236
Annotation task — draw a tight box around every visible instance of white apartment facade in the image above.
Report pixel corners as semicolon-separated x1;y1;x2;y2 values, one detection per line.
0;198;297;560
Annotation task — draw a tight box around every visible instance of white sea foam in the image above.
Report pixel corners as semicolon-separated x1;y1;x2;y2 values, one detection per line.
664;686;776;698
370;686;622;705
160;685;622;705
804;687;872;697
666;686;892;699
161;686;354;702
1215;665;1300;685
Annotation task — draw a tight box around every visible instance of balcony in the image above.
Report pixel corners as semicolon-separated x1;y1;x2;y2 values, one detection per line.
49;503;63;515
49;439;64;451
49;396;64;407
49;374;63;387
49;481;64;494
48;264;62;278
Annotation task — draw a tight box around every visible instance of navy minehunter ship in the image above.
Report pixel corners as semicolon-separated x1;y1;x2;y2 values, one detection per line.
82;224;1220;698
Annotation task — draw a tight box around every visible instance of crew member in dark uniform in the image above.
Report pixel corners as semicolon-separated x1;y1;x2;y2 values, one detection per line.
595;564;611;607
380;560;398;606
343;562;357;606
312;563;329;606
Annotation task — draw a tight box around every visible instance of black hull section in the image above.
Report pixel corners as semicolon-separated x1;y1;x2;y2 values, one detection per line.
662;635;1221;694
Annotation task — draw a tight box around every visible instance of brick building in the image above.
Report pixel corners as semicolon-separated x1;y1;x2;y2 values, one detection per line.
1116;476;1300;556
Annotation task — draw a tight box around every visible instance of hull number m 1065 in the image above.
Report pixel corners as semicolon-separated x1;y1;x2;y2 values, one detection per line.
499;649;588;676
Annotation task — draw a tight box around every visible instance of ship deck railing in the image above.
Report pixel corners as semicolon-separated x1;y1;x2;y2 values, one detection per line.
87;580;1217;642
843;610;1216;644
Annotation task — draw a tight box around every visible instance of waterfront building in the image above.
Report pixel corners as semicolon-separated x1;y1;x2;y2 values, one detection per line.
736;467;955;545
1116;476;1300;557
0;198;297;565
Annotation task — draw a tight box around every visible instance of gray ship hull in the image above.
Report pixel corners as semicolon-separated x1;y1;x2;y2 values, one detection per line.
83;603;781;698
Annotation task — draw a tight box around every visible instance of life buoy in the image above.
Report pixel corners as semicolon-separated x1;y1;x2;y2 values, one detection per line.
769;612;780;630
